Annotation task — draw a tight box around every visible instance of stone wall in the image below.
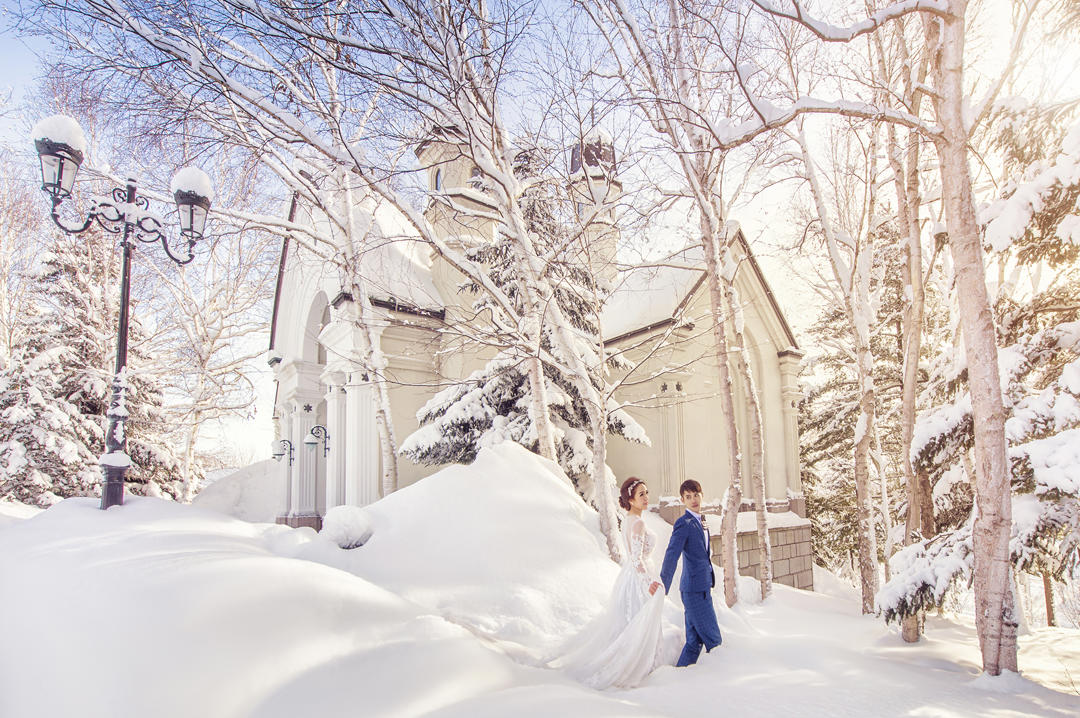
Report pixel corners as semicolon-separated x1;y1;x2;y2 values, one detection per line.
730;524;813;590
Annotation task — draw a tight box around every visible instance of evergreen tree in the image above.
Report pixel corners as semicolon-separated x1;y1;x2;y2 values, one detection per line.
879;116;1080;622
800;234;910;573
400;152;646;495
0;228;182;506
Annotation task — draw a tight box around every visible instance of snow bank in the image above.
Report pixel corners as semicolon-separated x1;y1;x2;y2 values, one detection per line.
0;496;623;718
3;447;1078;716
0;500;41;528
192;459;281;522
299;443;624;649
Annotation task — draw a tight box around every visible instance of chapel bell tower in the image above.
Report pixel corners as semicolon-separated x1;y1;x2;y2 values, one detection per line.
569;129;622;286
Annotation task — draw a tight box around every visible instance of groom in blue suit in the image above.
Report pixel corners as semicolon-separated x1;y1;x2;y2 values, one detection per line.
660;479;723;667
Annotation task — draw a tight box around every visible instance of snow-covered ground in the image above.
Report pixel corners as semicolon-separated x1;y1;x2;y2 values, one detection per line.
1;444;1077;717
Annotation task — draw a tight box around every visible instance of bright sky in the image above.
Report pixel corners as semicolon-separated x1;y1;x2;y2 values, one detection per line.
0;3;51;142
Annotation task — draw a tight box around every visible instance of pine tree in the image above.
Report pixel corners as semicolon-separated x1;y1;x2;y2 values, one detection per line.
879;115;1080;623
0;228;182;506
800;235;909;574
400;153;646;498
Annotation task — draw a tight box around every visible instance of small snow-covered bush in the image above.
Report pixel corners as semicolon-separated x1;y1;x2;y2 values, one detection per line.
320;505;374;549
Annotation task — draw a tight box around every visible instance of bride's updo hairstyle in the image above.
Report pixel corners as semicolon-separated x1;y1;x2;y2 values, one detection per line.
619;477;645;511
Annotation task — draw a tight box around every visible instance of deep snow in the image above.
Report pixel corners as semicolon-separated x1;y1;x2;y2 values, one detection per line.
1;444;1077;717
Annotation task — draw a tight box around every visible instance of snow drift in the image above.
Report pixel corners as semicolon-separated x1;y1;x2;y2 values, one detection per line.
2;443;1078;717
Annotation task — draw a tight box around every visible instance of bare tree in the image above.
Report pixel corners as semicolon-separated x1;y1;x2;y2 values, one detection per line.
25;0;651;556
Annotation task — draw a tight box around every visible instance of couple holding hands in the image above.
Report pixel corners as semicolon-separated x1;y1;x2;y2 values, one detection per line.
551;477;724;689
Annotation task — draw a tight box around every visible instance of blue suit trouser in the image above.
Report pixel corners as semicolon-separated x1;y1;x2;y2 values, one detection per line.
677;590;723;667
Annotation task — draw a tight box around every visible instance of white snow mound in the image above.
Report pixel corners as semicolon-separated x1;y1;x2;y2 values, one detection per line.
301;442;620;647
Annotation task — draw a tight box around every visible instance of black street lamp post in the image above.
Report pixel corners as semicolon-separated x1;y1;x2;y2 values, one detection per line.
32;115;213;510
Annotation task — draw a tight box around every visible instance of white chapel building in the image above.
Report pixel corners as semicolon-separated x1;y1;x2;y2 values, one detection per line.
267;131;812;588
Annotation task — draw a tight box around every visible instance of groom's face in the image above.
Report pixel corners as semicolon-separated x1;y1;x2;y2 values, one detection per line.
681;490;703;513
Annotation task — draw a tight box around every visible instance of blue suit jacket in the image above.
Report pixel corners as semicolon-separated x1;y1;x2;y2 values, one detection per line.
660;511;716;594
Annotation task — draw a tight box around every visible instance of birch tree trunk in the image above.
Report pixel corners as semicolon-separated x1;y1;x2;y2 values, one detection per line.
701;215;745;608
933;0;1017;674
1042;572;1056;627
871;428;891;582
726;276;772;600
797;124;879;613
589;398;623;563
890;119;931;641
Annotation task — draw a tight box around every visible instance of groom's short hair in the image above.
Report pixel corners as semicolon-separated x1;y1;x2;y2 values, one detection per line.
679;479;702;496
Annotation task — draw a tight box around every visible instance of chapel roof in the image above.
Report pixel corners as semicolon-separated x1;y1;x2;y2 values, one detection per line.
600;228;798;351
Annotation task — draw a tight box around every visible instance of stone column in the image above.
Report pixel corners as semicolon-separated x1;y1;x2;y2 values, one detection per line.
289;398;321;529
323;372;347;511
344;372;380;507
778;349;804;516
275;413;294;525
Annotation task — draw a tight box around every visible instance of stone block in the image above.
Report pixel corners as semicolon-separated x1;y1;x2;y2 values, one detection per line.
796;570;814;590
776;573;796;588
789;496;807;517
773;558;791;576
766;497;790;513
658;503;683;525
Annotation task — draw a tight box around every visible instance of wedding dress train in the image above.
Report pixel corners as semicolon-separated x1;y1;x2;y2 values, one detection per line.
549;515;665;689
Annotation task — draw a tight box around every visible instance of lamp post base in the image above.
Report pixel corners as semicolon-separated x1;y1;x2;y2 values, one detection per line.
100;467;126;510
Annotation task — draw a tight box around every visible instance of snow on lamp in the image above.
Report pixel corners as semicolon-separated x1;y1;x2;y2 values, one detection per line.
31;115;87;200
170;167;214;240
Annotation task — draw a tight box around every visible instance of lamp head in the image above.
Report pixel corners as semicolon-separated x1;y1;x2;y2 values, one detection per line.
34;138;84;200
173;189;211;240
170;167;214;240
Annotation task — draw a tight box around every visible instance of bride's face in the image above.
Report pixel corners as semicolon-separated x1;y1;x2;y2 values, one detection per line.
630;484;649;511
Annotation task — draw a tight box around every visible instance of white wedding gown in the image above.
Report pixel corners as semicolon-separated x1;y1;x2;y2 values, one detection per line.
549;515;666;689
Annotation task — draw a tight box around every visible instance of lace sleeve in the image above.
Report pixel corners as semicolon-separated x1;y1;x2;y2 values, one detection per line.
628;519;654;584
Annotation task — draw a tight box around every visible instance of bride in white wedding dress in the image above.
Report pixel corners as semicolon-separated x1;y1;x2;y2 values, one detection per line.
548;477;666;690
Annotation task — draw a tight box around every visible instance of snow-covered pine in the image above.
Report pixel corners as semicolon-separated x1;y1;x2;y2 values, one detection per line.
401;165;646;504
800;238;912;576
879;117;1080;629
0;227;182;506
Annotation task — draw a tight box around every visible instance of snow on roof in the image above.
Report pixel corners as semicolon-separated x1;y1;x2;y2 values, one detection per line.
582;127;613;145
601;245;705;340
361;202;443;312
